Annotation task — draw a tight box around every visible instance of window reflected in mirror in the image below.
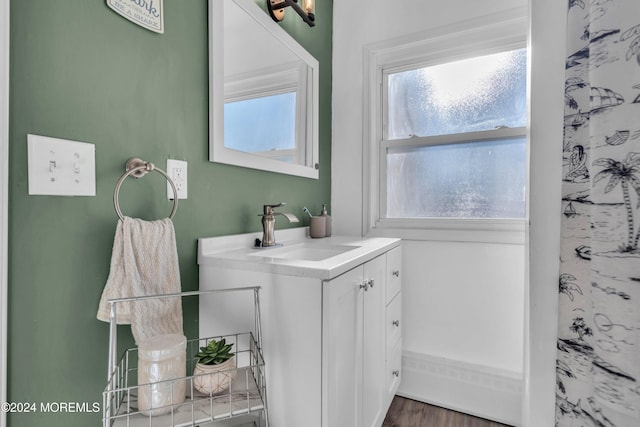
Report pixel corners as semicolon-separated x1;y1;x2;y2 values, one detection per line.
224;91;298;163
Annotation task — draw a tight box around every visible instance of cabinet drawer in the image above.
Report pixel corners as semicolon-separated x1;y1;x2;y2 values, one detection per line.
386;246;401;304
385;293;401;357
386;339;402;399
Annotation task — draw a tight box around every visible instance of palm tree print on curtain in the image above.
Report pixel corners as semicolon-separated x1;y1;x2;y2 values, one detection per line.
557;0;640;426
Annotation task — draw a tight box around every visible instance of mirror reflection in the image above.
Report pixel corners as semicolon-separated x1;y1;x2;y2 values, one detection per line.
209;0;319;179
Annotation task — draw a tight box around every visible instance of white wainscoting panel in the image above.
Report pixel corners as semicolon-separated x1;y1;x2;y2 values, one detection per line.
399;351;522;426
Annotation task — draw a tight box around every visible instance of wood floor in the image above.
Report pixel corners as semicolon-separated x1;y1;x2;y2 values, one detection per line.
382;396;512;427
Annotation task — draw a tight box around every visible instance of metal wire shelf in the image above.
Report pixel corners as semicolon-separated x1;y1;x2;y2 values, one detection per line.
102;288;268;427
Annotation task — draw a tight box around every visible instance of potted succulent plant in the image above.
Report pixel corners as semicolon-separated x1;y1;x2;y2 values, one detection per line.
192;338;236;395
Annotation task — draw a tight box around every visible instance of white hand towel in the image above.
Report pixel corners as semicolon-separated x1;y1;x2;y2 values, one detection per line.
97;217;183;343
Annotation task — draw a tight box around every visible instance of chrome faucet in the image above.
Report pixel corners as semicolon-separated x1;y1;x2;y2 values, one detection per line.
259;202;299;247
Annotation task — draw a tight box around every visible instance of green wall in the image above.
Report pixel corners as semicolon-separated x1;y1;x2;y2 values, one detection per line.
7;0;332;425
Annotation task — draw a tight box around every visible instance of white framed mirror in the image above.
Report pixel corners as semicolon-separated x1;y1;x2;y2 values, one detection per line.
209;0;319;179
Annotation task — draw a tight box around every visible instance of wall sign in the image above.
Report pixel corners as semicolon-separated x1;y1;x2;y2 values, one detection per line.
107;0;164;34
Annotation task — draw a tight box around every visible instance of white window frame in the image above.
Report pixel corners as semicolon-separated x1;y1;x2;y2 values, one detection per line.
363;8;528;244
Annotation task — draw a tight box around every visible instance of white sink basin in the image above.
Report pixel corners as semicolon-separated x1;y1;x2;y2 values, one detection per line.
250;243;360;262
198;229;401;279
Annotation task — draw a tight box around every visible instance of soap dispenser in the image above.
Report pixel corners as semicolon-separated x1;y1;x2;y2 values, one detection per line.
321;204;332;237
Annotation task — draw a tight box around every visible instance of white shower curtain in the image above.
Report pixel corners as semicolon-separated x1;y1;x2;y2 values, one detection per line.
557;0;640;426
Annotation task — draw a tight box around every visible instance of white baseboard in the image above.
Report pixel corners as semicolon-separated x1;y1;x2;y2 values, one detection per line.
397;350;522;426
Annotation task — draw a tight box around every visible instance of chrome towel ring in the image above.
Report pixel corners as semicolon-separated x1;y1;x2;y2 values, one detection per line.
113;158;178;221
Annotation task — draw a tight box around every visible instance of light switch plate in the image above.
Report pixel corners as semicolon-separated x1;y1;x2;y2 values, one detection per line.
27;134;96;196
166;159;187;200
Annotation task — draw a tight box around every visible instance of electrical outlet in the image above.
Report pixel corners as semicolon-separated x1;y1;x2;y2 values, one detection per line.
166;159;187;200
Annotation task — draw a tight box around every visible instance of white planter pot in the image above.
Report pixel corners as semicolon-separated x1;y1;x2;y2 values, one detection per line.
193;357;236;395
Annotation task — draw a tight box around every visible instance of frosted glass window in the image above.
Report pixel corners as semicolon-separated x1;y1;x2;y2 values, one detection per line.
386;137;526;219
387;49;526;139
224;92;297;157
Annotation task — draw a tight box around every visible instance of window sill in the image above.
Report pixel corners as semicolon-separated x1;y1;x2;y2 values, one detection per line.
368;218;526;245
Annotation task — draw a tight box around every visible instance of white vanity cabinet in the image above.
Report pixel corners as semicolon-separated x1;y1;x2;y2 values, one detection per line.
323;253;386;427
198;232;401;427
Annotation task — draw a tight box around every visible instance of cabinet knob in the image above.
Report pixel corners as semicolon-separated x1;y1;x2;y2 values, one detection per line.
392;320;400;327
360;279;374;291
392;270;400;277
393;370;400;377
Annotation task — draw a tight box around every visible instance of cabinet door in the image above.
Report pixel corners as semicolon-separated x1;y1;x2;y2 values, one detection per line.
385;293;402;408
385;293;402;361
362;255;386;427
386;246;402;304
386;339;402;403
323;266;364;427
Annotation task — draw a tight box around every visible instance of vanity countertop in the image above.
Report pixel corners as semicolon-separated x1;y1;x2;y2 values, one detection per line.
198;228;400;280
